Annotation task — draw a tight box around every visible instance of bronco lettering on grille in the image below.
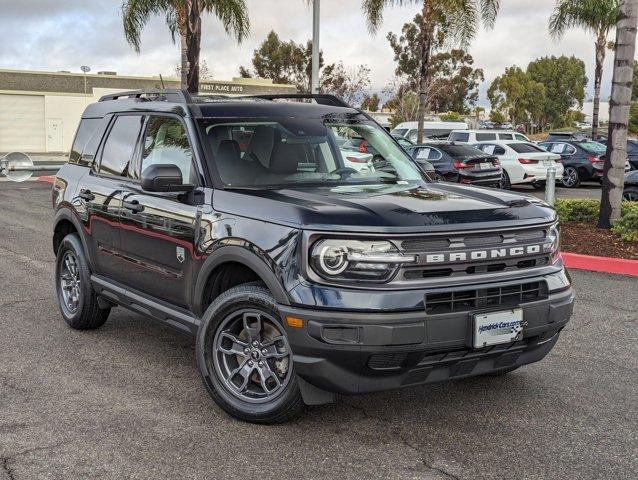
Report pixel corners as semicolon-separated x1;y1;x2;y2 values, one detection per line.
424;244;547;264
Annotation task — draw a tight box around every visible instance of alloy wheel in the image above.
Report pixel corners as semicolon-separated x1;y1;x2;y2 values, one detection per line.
562;167;578;187
623;189;638;201
59;251;81;315
213;309;292;403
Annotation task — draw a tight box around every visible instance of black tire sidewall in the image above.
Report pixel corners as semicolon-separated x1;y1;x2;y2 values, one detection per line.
55;234;90;324
196;285;301;422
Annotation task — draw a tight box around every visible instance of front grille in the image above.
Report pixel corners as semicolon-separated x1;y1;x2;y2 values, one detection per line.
400;228;547;252
403;256;550;280
368;352;409;371
424;281;547;315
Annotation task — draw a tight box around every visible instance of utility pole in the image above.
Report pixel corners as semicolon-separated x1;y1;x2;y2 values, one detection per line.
311;0;320;94
81;65;91;105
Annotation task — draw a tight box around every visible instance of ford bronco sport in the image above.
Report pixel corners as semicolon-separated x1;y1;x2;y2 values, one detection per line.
52;90;574;423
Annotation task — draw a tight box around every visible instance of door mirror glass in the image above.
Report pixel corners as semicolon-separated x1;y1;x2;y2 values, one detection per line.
140;164;194;192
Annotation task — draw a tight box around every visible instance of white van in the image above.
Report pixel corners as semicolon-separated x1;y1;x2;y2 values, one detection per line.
391;121;468;142
448;129;530;143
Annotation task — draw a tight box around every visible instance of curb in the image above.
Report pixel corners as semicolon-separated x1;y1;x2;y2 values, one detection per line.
562;252;638;277
36;176;55;184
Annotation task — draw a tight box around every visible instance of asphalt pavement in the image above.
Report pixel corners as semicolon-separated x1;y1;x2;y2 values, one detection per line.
0;182;636;480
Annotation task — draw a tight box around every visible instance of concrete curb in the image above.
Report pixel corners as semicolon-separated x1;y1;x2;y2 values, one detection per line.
36;176;55;184
563;252;638;277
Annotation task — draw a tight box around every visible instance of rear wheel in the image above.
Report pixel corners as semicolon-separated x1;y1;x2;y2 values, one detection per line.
55;233;110;330
434;173;445;182
196;284;304;424
561;166;580;188
623;186;638;201
499;170;511;190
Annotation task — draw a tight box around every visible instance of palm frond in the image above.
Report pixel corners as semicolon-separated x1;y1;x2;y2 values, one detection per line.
361;0;417;34
549;0;618;39
202;0;250;43
121;0;174;51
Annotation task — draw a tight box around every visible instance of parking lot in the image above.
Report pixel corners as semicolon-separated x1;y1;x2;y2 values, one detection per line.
0;181;636;480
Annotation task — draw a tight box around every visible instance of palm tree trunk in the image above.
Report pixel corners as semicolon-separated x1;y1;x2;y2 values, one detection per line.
592;30;607;141
180;31;188;90
416;0;433;144
598;0;638;229
185;0;202;94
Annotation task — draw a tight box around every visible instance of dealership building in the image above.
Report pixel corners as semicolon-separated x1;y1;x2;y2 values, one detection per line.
0;69;295;154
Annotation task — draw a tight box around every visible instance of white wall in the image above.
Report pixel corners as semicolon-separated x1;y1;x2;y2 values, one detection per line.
44;94;90;152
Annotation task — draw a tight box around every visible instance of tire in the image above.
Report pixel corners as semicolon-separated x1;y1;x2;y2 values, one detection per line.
623;186;638;201
499;170;511;190
196;284;304;424
55;233;110;330
561;166;580;188
434;173;445;182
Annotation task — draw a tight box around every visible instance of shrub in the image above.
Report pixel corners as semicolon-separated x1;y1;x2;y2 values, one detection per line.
613;202;638;241
554;199;599;222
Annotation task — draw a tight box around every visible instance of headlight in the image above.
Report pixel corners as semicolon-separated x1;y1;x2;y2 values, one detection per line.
543;223;561;263
310;239;417;282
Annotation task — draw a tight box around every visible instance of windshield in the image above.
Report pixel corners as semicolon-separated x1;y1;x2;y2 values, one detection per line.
509;142;545;153
201;118;425;188
437;144;485;157
578;141;607;154
391;128;408;137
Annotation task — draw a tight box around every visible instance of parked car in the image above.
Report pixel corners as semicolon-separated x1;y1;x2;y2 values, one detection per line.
342;135;414;166
544;131;589;142
407;141;502;187
473;141;564;190
448;129;530;143
537;140;629;188
51;89;573;423
623;170;638;201
627;139;638;170
391;121;468;141
340;150;374;172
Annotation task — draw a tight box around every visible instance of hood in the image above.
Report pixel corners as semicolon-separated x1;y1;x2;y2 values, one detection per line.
214;182;555;233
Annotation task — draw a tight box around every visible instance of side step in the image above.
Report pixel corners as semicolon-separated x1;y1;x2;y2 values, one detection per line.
91;275;200;336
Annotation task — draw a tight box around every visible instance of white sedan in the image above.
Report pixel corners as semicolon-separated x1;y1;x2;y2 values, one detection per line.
473;141;564;189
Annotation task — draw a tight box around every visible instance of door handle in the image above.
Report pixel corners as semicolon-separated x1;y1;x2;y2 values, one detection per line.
78;189;95;201
122;199;144;213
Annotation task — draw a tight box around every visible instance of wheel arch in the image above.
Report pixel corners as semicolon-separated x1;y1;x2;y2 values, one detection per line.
53;209;88;256
193;246;291;317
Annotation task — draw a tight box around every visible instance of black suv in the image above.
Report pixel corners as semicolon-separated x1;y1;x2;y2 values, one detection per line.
52;90;574;423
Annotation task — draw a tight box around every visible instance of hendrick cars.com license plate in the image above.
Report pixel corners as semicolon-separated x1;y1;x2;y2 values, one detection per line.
473;308;524;348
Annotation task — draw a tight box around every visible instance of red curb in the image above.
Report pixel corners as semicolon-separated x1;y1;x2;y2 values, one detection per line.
562;252;638;276
36;176;55;184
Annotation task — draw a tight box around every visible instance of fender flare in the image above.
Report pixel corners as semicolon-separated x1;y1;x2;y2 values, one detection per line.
193;245;291;317
53;208;90;257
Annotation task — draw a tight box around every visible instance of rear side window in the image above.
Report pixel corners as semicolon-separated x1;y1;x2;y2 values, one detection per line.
69;119;100;165
514;134;528;141
476;133;497;141
98;115;144;177
414;147;442;160
448;132;469;142
140;116;196;184
498;133;514;140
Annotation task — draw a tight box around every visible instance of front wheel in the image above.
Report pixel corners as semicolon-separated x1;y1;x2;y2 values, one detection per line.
623;186;638;201
196;284;304;424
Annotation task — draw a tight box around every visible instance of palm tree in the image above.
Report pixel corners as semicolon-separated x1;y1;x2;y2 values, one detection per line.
122;0;249;93
361;0;500;143
598;0;638;228
549;0;618;140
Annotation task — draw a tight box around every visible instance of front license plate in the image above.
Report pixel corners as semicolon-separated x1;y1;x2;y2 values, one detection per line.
473;308;523;348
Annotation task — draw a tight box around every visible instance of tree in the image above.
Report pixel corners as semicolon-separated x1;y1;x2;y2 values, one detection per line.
320;62;371;107
489;110;506;124
175;58;213;80
439;111;461;121
239;30;322;92
122;0;249;94
549;0;619;140
599;0;638;228
632;60;638;100
361;93;381;111
527;55;587;127
487;66;546;127
384;80;420;128
362;0;500;143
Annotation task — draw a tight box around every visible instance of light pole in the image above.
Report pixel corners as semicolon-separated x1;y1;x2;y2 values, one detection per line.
81;65;91;104
311;0;320;94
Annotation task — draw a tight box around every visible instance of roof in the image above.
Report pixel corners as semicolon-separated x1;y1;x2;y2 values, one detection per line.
82;90;362;119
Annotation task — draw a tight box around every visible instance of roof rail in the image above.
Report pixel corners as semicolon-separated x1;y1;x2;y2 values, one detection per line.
98;89;192;103
246;93;352;108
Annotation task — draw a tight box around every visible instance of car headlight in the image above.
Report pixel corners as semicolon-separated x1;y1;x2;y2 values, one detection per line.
543;223;561;263
310;239;418;282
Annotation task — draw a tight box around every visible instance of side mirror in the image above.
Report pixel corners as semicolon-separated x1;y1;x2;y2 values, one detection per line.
416;159;436;179
140;164;194;192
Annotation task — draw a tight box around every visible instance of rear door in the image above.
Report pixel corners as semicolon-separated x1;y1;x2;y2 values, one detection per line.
118;114;204;309
85;114;146;281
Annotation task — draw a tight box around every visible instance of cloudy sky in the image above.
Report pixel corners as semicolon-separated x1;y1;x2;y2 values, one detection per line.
0;0;619;107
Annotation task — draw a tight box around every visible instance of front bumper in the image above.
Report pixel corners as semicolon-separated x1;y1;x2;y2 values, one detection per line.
281;276;574;395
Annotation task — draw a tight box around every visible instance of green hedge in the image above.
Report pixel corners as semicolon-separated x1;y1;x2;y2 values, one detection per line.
554;199;638;242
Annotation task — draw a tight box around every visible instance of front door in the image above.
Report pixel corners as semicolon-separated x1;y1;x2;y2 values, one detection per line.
118;115;203;308
46;118;64;152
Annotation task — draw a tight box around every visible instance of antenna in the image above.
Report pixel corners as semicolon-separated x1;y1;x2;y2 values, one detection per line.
159;74;165;89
